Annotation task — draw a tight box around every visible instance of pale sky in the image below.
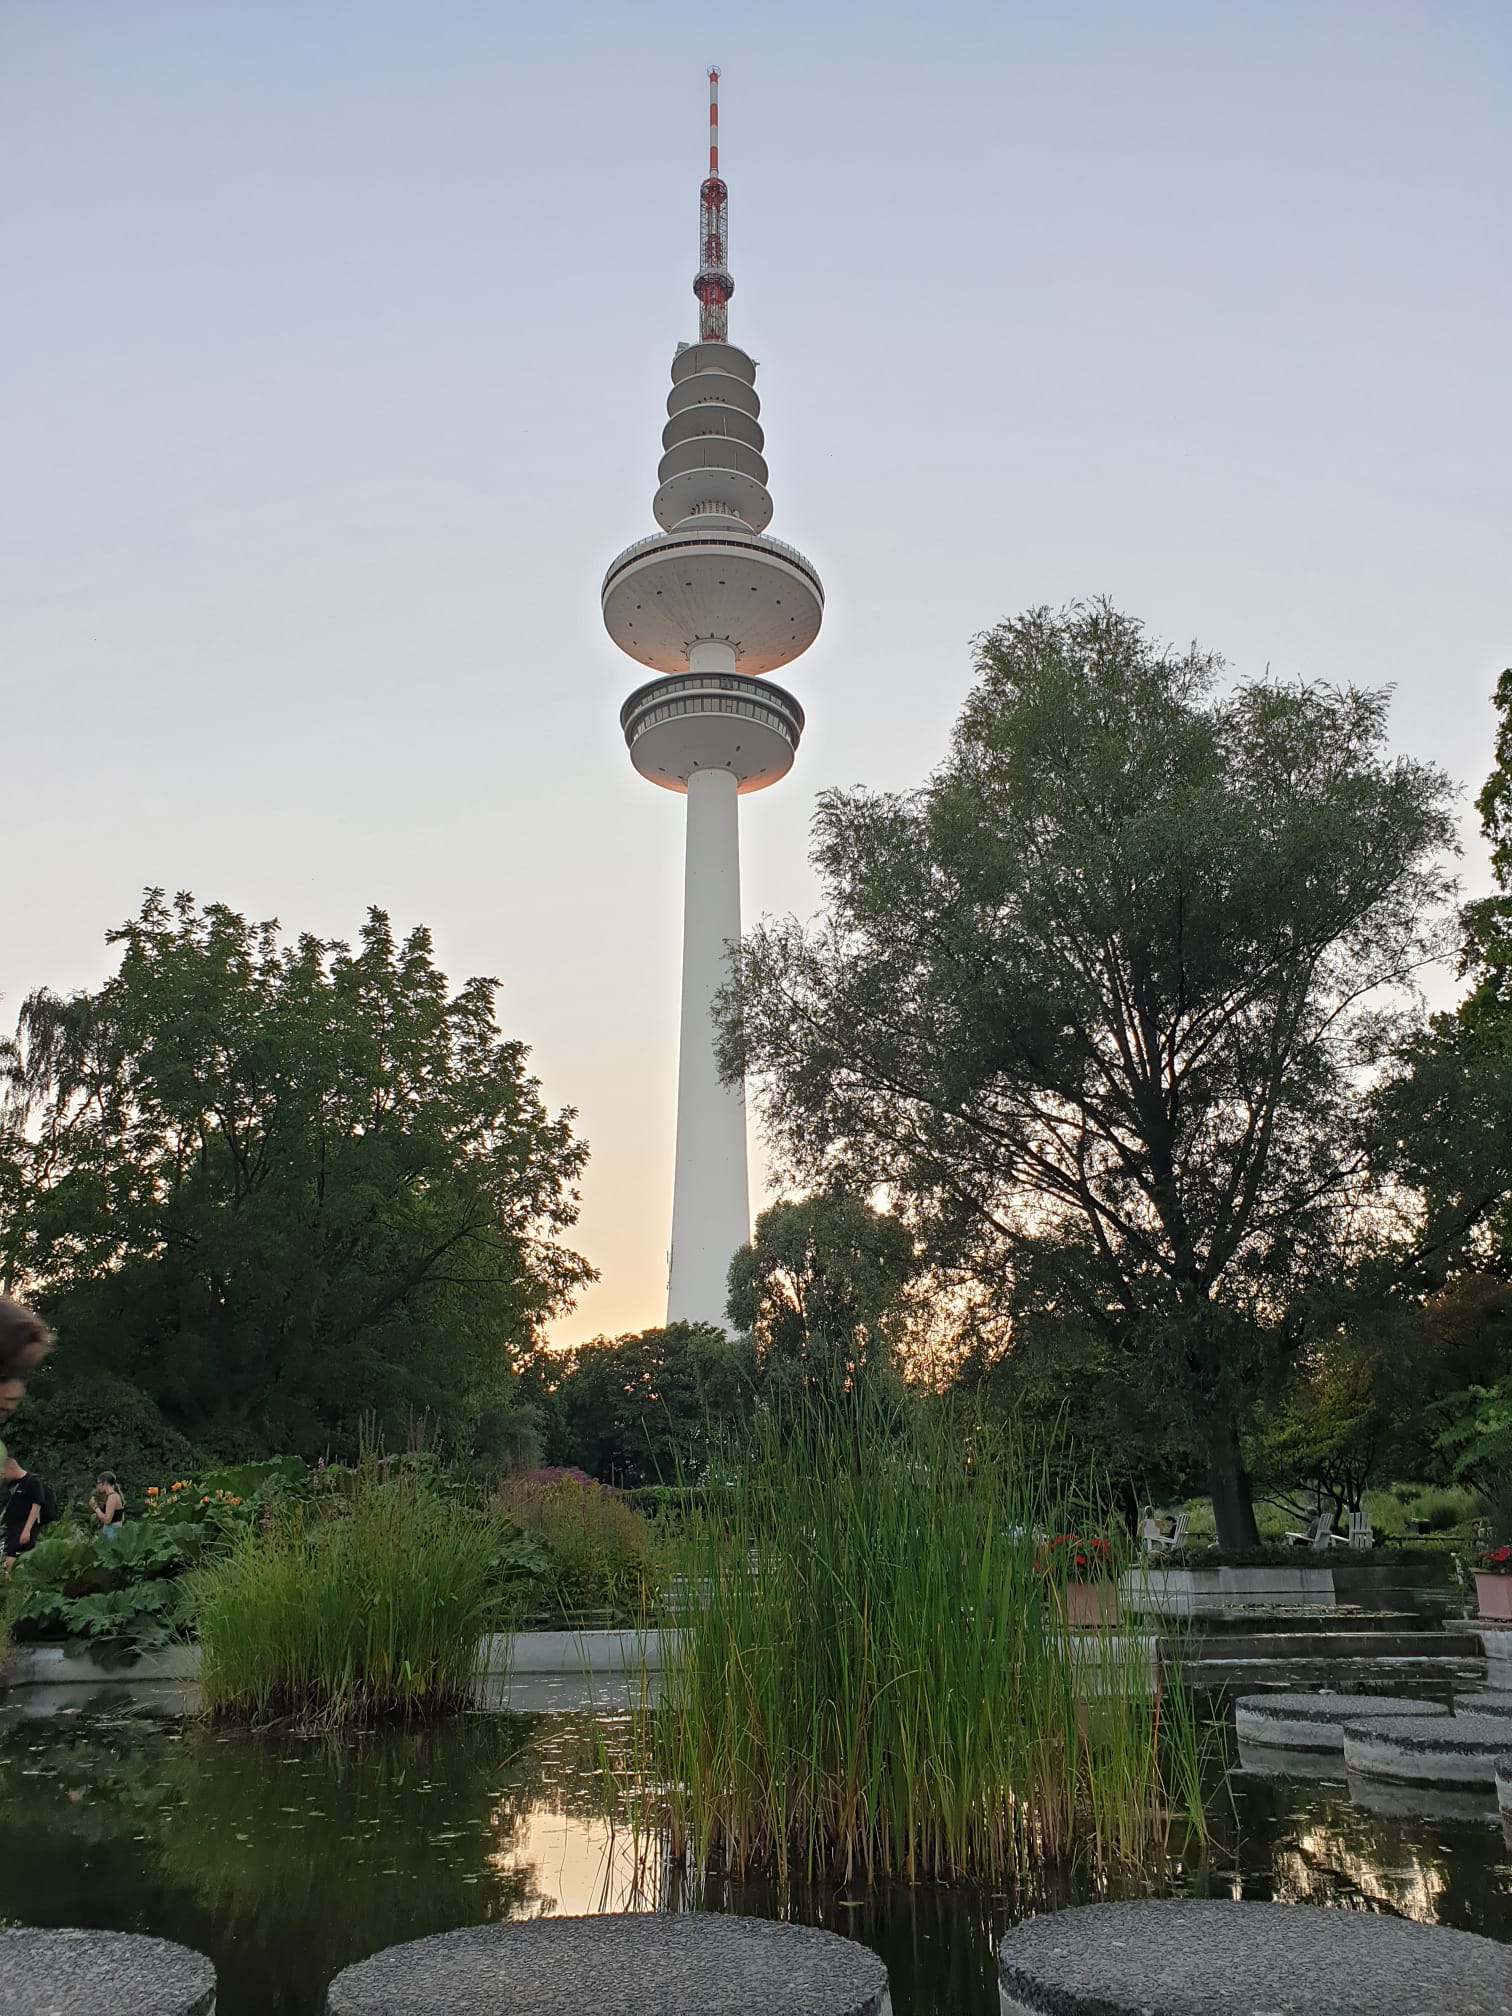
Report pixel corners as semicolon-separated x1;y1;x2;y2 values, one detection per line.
2;2;1508;1346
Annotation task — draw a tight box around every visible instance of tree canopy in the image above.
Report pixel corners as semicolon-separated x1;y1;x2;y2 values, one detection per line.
719;602;1456;1546
533;1322;757;1487
726;1194;917;1397
1;891;591;1482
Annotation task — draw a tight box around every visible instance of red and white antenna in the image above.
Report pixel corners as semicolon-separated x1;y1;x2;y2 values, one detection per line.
693;67;732;343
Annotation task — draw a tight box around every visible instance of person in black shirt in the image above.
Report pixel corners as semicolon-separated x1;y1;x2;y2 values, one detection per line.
90;1472;125;1537
2;1456;46;1562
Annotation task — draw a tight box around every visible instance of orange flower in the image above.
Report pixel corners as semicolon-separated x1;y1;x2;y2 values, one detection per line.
146;1487;159;1497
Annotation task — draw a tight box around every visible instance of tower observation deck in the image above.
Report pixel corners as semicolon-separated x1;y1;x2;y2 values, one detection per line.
602;71;825;1332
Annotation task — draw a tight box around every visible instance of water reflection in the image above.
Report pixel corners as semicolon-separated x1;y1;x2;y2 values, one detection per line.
0;1707;1508;2016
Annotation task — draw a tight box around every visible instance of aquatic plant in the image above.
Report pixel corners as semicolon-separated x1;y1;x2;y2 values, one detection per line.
191;1457;508;1723
651;1388;1208;1885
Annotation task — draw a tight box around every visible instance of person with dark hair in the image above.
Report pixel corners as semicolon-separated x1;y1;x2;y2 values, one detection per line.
0;1297;51;1474
1;1455;49;1563
90;1472;126;1537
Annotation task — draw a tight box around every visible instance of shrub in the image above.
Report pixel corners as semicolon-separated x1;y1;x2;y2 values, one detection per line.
3;1371;200;1512
1404;1485;1480;1533
191;1458;508;1723
9;1522;203;1663
494;1473;656;1617
620;1484;710;1521
141;1457;307;1531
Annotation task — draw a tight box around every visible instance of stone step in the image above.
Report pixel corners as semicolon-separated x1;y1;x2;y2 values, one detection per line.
326;1917;890;2016
998;1900;1512;2016
1182;1627;1484;1661
1188;1608;1433;1639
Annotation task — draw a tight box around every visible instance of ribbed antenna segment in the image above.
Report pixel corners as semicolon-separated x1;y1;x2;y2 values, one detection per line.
694;66;732;342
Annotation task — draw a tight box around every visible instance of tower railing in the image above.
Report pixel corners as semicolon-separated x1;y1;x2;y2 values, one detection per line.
601;529;825;601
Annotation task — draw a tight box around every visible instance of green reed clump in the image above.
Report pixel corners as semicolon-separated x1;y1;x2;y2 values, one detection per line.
654;1387;1206;1886
192;1459;506;1724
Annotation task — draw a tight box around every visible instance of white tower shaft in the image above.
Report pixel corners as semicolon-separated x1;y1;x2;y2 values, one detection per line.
668;757;749;1326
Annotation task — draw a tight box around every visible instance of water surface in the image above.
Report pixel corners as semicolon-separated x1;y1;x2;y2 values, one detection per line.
1;1695;1508;2013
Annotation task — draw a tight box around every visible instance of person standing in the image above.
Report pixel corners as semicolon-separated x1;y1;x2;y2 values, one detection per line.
90;1473;126;1537
2;1456;48;1563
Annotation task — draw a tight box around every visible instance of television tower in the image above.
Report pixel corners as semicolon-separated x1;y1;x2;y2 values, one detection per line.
602;70;825;1331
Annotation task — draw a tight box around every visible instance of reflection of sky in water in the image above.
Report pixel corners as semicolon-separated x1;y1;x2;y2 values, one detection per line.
492;1806;660;1916
1;1700;1510;2016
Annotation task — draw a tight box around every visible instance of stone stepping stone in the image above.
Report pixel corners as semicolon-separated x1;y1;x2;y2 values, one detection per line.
1344;1709;1512;1787
1348;1772;1501;1828
1234;1690;1445;1753
0;1929;214;2014
325;1915;890;2015
1460;1687;1512;1711
997;1899;1512;2015
1235;1735;1343;1782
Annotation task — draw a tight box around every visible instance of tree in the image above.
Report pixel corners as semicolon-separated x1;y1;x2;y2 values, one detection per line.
1366;669;1512;1292
726;1194;918;1396
718;602;1455;1547
0;891;592;1466
1247;1336;1401;1526
961;1308;1201;1515
548;1323;757;1486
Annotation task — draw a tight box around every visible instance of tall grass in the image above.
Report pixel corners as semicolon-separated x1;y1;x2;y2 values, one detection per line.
192;1459;505;1724
652;1387;1207;1886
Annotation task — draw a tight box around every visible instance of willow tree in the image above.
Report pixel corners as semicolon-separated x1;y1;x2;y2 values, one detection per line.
0;891;592;1469
718;602;1455;1547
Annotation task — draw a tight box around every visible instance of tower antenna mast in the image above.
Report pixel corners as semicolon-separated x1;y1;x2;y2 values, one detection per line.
694;67;732;342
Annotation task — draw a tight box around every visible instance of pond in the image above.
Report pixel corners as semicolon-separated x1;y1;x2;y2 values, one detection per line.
1;1692;1509;2015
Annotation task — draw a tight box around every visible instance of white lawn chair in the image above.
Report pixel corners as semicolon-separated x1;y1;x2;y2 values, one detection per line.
1153;1510;1190;1553
1346;1507;1374;1550
1285;1510;1339;1548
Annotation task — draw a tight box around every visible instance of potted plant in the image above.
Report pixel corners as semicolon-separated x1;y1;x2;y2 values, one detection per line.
1039;1532;1119;1628
1473;1542;1512;1621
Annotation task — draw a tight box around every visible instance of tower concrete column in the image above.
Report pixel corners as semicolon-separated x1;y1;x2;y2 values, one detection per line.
667;761;749;1326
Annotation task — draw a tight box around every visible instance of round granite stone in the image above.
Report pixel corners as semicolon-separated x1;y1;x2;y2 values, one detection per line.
1234;1691;1444;1754
1344;1710;1512;1787
1235;1736;1342;1783
1461;1687;1512;1712
325;1916;890;2016
1348;1772;1501;1828
0;1928;215;2014
997;1900;1512;2015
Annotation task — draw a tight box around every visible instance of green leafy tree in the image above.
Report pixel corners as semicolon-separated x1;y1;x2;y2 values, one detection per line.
1360;671;1512;1512
726;1194;918;1396
1;892;591;1466
719;603;1455;1547
1368;669;1512;1285
549;1323;756;1486
962;1309;1199;1512
1248;1336;1402;1525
